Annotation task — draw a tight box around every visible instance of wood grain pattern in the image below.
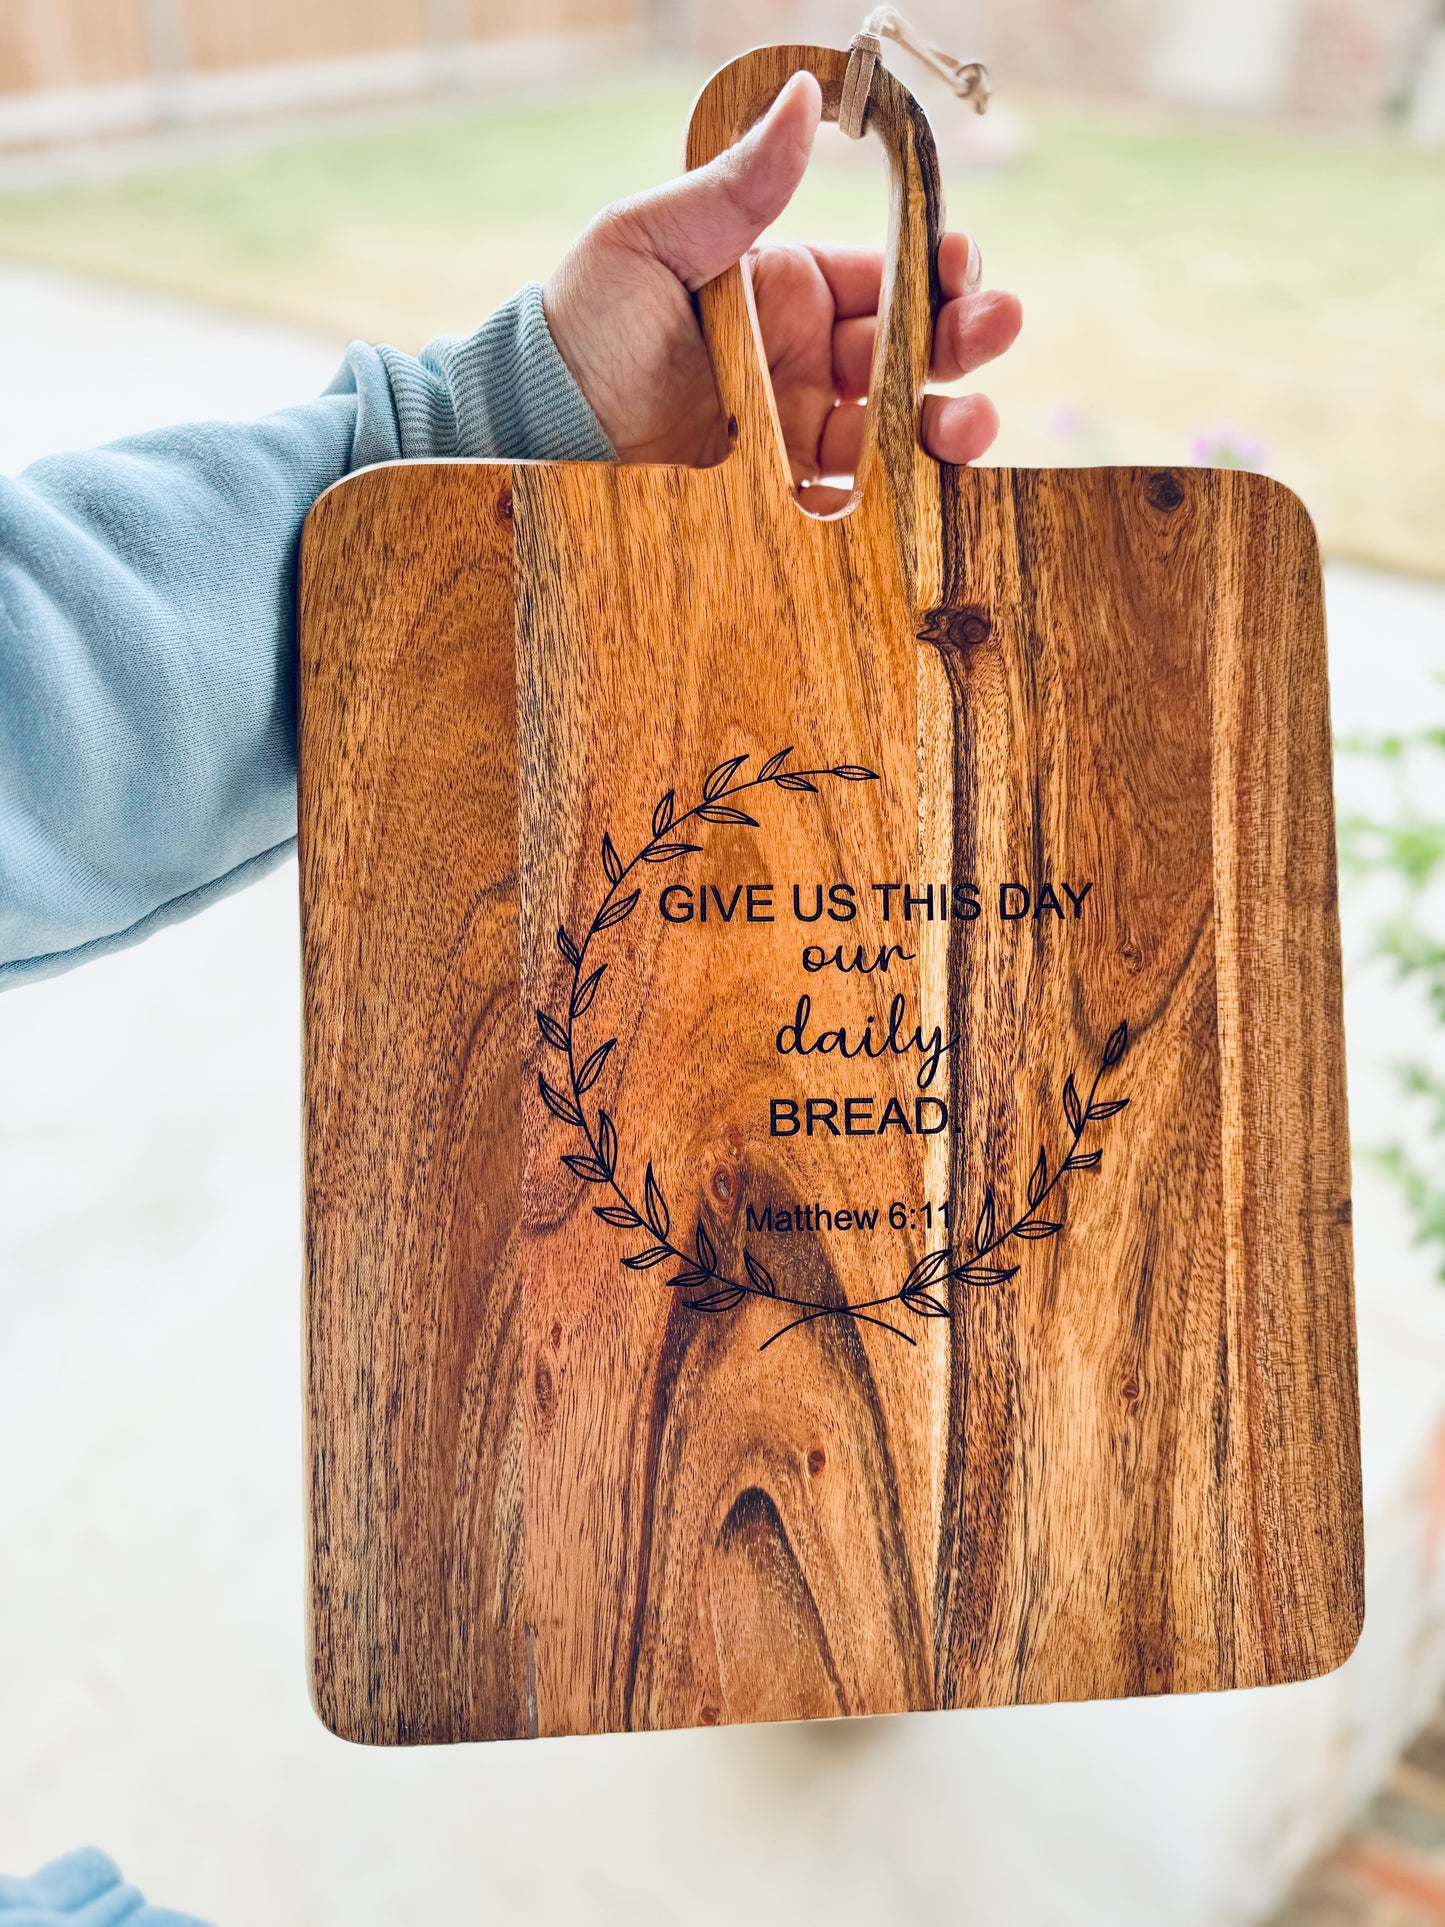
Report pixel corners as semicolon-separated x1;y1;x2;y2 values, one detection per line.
297;46;1362;1744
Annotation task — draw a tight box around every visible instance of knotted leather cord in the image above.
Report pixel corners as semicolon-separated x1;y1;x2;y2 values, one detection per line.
839;7;990;138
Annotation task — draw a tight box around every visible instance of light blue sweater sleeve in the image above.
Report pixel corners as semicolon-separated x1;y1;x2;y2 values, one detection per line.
0;1845;206;1924
0;281;613;987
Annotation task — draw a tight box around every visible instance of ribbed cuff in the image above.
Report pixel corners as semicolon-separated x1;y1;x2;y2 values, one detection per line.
389;282;616;465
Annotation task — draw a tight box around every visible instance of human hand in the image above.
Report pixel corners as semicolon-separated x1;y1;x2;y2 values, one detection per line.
542;71;1022;511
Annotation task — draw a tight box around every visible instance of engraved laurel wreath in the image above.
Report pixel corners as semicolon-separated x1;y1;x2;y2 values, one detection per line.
537;749;1130;1351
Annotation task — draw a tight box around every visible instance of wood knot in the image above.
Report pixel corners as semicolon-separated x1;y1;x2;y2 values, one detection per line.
700;1704;721;1726
1120;1374;1141;1403
1335;1198;1353;1226
807;1446;827;1476
550;1321;563;1351
918;604;993;649
712;1168;733;1204
534;1355;554;1415
1145;470;1185;512
495;488;514;523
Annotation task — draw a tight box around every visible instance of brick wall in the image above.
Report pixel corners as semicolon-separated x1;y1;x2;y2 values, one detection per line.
668;0;1440;125
0;0;641;145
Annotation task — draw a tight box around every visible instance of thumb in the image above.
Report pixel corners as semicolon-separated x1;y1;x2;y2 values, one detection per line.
619;71;822;292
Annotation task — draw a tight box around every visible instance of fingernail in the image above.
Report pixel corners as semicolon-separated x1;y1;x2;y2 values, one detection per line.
966;237;982;291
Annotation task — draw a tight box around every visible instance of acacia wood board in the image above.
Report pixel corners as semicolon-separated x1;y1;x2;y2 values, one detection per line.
297;46;1363;1744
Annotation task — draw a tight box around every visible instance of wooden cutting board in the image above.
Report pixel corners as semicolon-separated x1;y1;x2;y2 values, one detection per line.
297;45;1363;1745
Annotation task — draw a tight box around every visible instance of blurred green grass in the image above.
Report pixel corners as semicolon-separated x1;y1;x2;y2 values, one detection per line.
0;76;1439;576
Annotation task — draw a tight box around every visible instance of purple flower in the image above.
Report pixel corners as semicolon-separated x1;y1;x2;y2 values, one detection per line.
1189;426;1268;471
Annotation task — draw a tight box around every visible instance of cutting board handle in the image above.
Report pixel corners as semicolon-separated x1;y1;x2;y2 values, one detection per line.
685;44;942;523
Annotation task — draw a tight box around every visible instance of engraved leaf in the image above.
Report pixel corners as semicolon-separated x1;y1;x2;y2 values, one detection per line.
1063;1073;1083;1134
1087;1098;1130;1120
538;1075;583;1127
704;754;748;800
571;965;605;1018
773;774;818;793
595;1203;643;1228
597;1110;618;1176
694;1222;717;1271
666;1266;710;1289
974;1186;996;1253
622;1244;673;1270
1028;1147;1049;1208
644;1162;670;1239
1015;1219;1062;1239
1103;1021;1129;1068
536;1010;569;1051
902;1288;951;1318
695;805;759;827
601;832;622;885
557;924;580;968
1064;1148;1103;1171
594;889;640;933
561;1153;609;1182
759;747;793;780
690;1286;747;1313
830;765;879;781
744;1251;777;1297
575;1038;616;1094
652;790;675;836
903;1247;952;1291
642;842;702;862
950;1263;1019;1287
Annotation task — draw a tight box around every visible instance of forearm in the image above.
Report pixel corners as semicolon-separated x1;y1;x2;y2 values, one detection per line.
0;284;612;987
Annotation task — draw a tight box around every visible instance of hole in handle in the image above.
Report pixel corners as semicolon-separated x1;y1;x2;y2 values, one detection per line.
745;115;892;519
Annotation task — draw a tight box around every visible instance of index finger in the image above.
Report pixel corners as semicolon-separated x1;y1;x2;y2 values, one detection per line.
803;230;977;319
937;230;979;299
802;243;884;318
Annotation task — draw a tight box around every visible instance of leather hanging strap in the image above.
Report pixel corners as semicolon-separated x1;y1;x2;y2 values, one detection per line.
839;6;991;139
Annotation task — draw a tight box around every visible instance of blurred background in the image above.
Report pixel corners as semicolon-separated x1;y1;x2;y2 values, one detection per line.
0;2;1443;1923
